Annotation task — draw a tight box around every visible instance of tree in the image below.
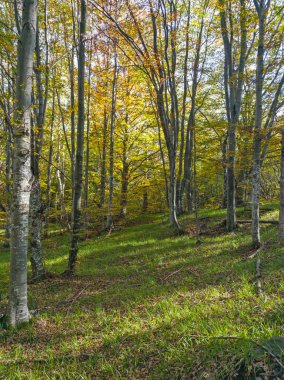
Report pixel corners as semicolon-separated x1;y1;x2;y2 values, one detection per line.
9;0;38;326
106;47;118;230
251;0;284;248
279;128;284;245
68;0;86;273
218;0;248;231
29;0;49;278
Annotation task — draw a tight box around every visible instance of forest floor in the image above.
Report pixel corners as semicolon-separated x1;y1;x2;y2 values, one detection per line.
1;204;284;379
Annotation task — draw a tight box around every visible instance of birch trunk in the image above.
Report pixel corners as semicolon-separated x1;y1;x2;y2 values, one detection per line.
9;0;37;326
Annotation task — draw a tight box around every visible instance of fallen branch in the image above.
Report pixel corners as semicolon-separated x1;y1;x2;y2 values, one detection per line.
247;245;264;260
160;266;197;283
65;285;90;316
246;238;273;260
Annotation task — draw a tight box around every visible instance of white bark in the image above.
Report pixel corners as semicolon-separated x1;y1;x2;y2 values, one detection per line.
9;0;38;326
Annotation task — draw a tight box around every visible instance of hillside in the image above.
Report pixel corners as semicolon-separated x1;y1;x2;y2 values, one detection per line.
1;205;284;379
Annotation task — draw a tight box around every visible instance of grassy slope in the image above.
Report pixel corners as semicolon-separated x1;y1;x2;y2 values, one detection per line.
0;205;284;379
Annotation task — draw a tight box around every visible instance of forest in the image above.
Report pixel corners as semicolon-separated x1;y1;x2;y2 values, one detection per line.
0;0;284;378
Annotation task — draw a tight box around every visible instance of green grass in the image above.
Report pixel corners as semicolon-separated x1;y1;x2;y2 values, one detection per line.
0;205;284;379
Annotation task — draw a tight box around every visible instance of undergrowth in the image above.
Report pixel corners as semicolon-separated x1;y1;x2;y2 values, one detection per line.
0;204;283;379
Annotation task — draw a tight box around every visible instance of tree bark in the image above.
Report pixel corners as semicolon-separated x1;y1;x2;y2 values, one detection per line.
5;126;12;245
68;0;86;272
279;129;284;245
221;133;228;209
251;1;266;248
9;0;38;327
106;49;118;230
44;91;55;237
100;106;108;207
120;161;129;218
218;0;247;231
29;3;49;278
84;52;92;222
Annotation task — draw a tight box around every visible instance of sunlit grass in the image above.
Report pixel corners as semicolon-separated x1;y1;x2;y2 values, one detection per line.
0;205;283;379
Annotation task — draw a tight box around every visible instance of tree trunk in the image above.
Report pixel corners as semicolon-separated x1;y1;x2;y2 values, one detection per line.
9;0;38;327
44;91;55;237
168;151;182;234
106;50;118;230
226;123;236;231
120;161;129;218
5;128;12;245
252;3;265;248
142;187;148;213
279;129;284;245
56;144;67;225
221;133;228;209
29;7;49;278
182;118;193;212
84;54;92;229
100;106;108;207
68;0;86;272
193;125;200;244
29;180;45;277
218;0;247;231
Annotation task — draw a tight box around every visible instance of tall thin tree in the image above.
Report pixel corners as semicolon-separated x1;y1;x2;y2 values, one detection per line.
68;0;86;272
9;0;38;326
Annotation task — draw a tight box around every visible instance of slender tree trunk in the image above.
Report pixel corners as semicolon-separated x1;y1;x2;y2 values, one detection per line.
219;0;247;231
279;129;284;246
44;92;55;237
30;114;45;279
9;0;38;327
29;179;45;277
70;51;76;198
176;4;191;216
226;122;237;231
29;5;49;278
5;127;12;246
68;0;86;272
252;2;265;248
168;151;181;233
193;125;200;244
56;144;67;225
182;117;193;212
100;106;108;207
180;6;204;214
142;187;148;212
221;133;228;209
157;119;169;207
120;161;129;218
84;54;92;227
106;50;118;230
